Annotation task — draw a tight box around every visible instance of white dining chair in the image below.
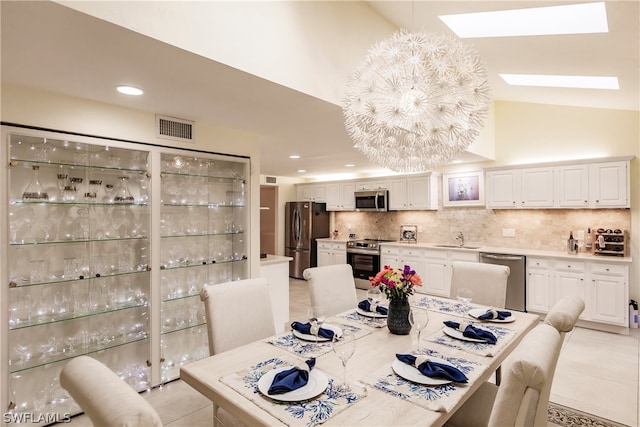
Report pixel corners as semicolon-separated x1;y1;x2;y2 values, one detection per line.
449;261;510;308
544;295;585;336
445;322;563;427
200;277;276;426
60;356;163;427
303;264;359;317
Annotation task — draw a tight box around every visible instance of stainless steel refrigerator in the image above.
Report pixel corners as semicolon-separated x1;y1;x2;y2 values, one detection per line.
285;202;330;278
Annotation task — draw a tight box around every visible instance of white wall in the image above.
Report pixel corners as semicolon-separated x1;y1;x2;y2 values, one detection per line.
1;84;264;276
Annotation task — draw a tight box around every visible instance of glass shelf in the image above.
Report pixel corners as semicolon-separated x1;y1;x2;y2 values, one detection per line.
160;202;245;208
9;268;149;288
9;300;148;331
9;158;148;175
10;199;147;207
160;257;246;270
161;292;200;304
161;322;207;336
9;235;148;247
160;231;244;239
161;171;244;183
9;333;149;374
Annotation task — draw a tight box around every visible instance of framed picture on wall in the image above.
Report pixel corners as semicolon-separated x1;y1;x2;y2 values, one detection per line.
442;171;485;207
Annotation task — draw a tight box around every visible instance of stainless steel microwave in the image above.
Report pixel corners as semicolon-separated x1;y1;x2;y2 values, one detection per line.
354;190;388;212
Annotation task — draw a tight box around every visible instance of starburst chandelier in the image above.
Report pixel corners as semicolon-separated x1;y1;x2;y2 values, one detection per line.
342;30;491;173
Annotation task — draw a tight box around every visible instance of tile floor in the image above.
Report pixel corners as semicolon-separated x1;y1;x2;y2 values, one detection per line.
63;278;639;427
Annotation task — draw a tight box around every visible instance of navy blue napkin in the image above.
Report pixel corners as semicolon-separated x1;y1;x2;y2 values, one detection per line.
358;300;388;315
291;321;335;339
478;309;512;320
396;354;468;383
443;321;497;344
268;358;316;395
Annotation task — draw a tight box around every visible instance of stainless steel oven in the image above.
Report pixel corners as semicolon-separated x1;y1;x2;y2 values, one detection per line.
346;239;393;289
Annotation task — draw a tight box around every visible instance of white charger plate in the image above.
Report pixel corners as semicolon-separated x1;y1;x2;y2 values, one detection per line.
257;367;328;402
391;357;452;386
442;325;487;343
292;323;343;342
356;307;388;318
468;308;515;323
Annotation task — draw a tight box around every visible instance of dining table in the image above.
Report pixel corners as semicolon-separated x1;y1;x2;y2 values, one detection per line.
180;295;540;427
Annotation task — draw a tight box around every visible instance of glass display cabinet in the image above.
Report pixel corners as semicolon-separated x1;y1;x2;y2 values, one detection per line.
1;126;250;423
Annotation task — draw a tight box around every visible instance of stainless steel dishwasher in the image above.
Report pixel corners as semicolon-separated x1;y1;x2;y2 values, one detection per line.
479;253;526;312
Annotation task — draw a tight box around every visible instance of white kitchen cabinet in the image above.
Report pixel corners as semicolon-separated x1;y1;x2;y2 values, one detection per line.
526;258;552;312
555;164;589;208
590;161;629;208
589;262;628;325
2;126;250;420
486;168;554;208
325;182;355;211
418;250;449;296
552;261;588;319
354;179;389;191
296;184;326;202
317;241;346;266
388;174;438;210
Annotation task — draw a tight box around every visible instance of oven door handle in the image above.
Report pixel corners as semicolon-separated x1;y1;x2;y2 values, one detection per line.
346;248;379;256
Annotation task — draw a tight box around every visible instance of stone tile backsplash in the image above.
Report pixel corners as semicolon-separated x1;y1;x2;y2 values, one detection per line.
334;208;630;252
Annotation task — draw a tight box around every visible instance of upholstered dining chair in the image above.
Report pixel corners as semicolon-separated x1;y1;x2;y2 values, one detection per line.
449;261;510;308
445;322;563;427
199;277;276;427
544;296;585;337
303;264;359;317
60;356;163;427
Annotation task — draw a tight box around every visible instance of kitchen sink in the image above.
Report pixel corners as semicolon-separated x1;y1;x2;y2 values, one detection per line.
433;244;481;249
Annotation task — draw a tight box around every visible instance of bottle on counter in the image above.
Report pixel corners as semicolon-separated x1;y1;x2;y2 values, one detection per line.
585;228;593;252
567;231;577;254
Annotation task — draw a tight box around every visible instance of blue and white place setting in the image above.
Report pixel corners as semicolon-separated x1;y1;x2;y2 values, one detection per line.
469;307;514;323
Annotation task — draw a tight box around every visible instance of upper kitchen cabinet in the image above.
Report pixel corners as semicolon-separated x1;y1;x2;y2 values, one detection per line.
487;157;632;210
296;183;326;202
388;174;439;210
354;179;389;192
325;182;355;211
485;167;554;209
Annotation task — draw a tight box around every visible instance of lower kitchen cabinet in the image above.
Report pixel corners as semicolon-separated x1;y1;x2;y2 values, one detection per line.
525;256;629;328
317;241;346;266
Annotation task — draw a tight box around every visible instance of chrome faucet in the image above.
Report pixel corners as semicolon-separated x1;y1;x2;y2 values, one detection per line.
456;232;465;247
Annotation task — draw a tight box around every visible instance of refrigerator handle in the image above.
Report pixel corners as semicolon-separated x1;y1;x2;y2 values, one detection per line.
293;209;300;243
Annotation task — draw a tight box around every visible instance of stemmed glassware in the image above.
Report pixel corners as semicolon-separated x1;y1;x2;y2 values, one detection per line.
307;307;325;343
456;288;473;317
408;308;429;352
366;287;383;310
331;330;356;392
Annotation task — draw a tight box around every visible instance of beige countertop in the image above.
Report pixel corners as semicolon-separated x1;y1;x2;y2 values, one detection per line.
316;238;632;263
259;254;293;266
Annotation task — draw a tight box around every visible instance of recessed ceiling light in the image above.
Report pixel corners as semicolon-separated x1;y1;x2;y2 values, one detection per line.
289;155;301;159
451;160;463;164
439;2;608;38
297;169;306;173
345;164;355;167
499;74;619;90
115;85;144;96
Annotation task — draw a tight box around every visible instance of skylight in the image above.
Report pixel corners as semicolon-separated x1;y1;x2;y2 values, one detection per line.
439;2;608;38
499;74;619;90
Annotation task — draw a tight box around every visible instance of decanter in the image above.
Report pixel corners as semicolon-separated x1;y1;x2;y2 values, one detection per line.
113;176;134;203
22;165;49;201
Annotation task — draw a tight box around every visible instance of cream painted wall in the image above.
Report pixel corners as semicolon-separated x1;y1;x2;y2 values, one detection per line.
1;84;264;276
56;0;397;106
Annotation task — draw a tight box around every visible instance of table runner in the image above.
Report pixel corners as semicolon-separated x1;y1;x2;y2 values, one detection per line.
362;348;488;413
220;354;367;427
267;320;373;358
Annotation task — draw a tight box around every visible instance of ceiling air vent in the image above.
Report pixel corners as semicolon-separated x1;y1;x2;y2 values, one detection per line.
265;176;277;184
156;115;194;142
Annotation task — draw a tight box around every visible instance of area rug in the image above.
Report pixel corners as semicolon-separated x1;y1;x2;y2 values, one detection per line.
548;402;629;427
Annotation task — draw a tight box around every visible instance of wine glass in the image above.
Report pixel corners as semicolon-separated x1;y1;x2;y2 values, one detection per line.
307;307;325;342
456;288;473;317
366;287;383;311
331;331;356;392
408;308;429;352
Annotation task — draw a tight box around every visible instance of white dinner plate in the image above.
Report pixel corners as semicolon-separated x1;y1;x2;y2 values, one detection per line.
468;308;515;323
442;325;487;343
356;307;388;318
391;358;452;386
291;323;343;342
257;366;329;402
